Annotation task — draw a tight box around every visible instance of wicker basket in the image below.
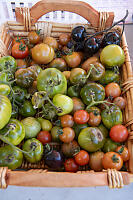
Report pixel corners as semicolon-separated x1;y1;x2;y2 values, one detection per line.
0;0;133;189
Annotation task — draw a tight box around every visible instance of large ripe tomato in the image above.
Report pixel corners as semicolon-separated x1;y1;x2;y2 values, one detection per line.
74;150;89;166
105;82;121;98
37;68;67;98
32;43;55;64
0;95;12;130
102;152;123;170
64;52;81;68
109;125;128;143
64;158;79;172
37;131;52;144
12;43;29;59
74;110;89;124
59;127;75;143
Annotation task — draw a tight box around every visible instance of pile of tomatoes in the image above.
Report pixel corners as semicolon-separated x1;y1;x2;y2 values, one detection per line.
0;26;130;172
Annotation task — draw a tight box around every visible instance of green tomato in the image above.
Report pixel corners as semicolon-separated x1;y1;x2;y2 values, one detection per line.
99;70;120;85
0;84;10;96
98;124;108;138
102;138;120;153
0;145;23;170
100;44;125;67
37;68;67;98
21;117;41;139
53;94;73;116
19;100;36;117
78;127;105;152
22;138;43;163
51;126;61;142
69;68;86;85
101;105;122;129
67;85;80;98
40;119;52;131
80;83;105;105
0;72;8;83
13;86;27;103
0;118;25;145
0;56;17;73
88;62;105;81
0;95;12;130
73;123;88;139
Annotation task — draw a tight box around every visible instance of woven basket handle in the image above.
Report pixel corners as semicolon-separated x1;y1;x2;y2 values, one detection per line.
15;0;114;29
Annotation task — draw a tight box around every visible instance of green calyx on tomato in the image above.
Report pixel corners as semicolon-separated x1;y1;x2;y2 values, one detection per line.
53;94;73;116
21;117;41;139
100;44;125;67
22;138;43;163
102;138;120;153
78;127;105;152
80;82;105;105
51;126;62;142
101;105;122;129
12;86;28;103
15;68;36;88
0;56;17;73
0;118;25;145
0;145;23;170
19;100;36;117
37;68;67;98
0;95;12;130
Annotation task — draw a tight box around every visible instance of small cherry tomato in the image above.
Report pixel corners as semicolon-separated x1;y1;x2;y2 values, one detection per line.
74;150;89;166
28;31;40;44
116;145;130;162
59;127;75;143
12;36;25;46
43;36;58;49
102;152;123;170
113;97;126;110
60;115;74;128
64;52;81;68
74;110;89;124
37;131;52;145
105;82;121;99
59;33;71;46
12;43;29;59
64;158;79;172
109;124;128;143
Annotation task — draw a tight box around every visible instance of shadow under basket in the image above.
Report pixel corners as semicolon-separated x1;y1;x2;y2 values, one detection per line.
0;0;133;189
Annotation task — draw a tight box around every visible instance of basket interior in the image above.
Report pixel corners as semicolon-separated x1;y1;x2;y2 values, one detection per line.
0;21;133;172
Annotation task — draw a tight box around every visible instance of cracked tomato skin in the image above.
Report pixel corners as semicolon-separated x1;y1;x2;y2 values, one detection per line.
0;95;12;130
37;68;67;98
80;83;105;105
101;105;122;129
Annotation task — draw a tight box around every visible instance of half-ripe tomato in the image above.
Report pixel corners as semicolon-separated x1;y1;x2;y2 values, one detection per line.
105;82;121;98
12;36;25;46
102;152;123;170
37;131;52;145
64;52;81;68
16;59;27;69
74;150;89;166
60;115;74;128
64;158;79;172
28;31;40;44
115;145;130;162
109;125;128;143
0;95;12;130
12;43;29;59
74;110;89;124
59;127;75;143
113;97;126;110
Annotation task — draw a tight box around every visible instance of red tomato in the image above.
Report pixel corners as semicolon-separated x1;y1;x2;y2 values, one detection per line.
74;150;89;166
105;83;121;99
12;43;29;59
12;36;25;46
64;158;79;172
37;131;52;144
109;125;128;143
74;110;89;124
